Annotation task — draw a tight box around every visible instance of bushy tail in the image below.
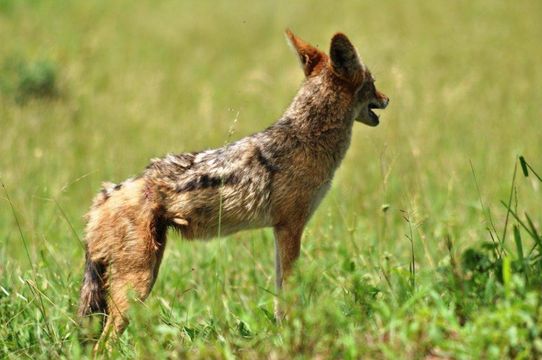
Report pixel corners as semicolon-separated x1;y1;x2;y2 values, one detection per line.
78;253;107;318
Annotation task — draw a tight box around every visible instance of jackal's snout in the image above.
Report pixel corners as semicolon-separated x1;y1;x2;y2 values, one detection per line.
371;90;389;110
359;88;389;127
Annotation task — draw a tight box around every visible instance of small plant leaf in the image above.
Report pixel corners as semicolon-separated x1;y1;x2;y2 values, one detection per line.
519;156;529;177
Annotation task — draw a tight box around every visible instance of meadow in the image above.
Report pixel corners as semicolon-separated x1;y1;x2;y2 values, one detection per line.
1;0;542;358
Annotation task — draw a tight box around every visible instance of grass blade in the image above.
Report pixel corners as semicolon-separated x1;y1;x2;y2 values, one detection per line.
501;160;518;243
525;212;542;256
513;225;529;283
519;156;542;182
500;201;537;240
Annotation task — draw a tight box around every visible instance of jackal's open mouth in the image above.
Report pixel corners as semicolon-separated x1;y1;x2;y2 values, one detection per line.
367;103;380;126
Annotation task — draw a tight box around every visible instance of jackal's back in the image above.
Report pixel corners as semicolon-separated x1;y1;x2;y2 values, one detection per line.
146;136;277;239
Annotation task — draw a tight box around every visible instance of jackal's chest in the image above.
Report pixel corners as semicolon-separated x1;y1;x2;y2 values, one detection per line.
308;180;332;218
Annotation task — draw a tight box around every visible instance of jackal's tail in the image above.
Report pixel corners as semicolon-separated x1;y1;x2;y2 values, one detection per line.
78;253;107;318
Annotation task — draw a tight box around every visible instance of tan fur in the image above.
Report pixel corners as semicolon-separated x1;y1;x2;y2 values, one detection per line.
78;30;389;346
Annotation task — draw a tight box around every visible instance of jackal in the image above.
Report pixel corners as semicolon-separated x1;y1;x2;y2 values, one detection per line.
78;30;389;342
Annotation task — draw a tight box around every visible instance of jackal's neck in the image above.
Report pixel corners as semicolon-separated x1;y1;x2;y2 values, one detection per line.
264;74;357;175
282;75;355;137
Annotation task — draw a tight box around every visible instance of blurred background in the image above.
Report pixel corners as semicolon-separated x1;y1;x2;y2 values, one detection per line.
2;0;540;263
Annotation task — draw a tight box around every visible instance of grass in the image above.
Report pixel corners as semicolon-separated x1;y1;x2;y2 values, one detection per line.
1;0;542;358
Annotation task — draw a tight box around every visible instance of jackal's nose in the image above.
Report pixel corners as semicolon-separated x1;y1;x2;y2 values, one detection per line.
375;90;389;109
369;96;389;110
381;97;389;109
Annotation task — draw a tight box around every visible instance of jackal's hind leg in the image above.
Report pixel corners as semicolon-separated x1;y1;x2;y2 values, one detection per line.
95;220;167;351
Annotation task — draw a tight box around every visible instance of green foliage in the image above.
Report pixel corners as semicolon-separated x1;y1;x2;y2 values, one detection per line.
0;57;59;104
1;0;542;358
15;60;58;103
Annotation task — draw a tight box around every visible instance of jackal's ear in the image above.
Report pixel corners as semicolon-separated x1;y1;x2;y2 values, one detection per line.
329;33;365;84
285;29;326;77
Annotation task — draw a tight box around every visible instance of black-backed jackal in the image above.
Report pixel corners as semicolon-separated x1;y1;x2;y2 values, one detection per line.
78;30;389;345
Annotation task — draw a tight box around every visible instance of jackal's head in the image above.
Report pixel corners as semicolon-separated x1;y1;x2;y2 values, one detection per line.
286;30;389;126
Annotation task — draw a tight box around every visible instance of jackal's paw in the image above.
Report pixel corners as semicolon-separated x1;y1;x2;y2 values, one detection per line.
274;300;285;325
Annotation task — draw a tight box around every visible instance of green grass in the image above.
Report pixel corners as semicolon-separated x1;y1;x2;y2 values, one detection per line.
1;0;542;358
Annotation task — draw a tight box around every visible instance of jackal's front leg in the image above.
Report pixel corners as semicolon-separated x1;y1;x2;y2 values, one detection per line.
273;225;303;321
